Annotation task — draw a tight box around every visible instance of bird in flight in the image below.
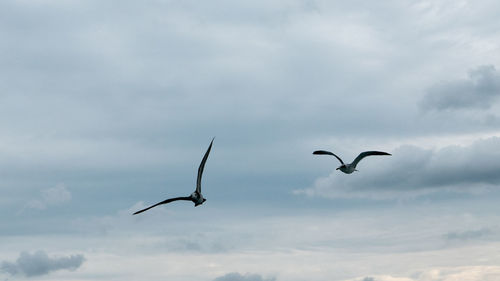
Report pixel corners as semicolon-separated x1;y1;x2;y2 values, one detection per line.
133;138;214;215
313;150;391;174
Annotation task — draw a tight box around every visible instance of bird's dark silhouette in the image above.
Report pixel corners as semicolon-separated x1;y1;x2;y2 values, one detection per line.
313;150;391;174
133;138;214;215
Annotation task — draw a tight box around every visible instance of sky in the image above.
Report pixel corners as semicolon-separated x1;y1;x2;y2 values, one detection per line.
1;0;500;280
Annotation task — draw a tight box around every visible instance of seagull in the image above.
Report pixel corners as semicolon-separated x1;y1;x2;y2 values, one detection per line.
133;138;214;215
313;150;391;174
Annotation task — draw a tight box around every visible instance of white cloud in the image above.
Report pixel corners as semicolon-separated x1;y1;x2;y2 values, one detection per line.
346;276;414;281
213;272;276;281
346;266;500;281
2;203;500;281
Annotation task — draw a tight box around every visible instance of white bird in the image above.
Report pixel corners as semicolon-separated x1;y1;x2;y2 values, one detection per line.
313;150;391;174
133;138;214;215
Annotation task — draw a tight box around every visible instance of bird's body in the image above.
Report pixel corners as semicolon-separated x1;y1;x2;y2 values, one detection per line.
313;150;391;174
190;191;205;206
133;138;214;215
336;163;357;174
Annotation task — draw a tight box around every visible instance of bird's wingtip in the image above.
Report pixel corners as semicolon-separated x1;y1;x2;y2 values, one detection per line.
132;209;144;215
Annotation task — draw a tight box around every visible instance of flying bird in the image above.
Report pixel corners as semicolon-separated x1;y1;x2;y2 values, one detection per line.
313;150;391;174
133;138;214;215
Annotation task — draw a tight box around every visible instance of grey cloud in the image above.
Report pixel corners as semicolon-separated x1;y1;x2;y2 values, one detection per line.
362;278;375;281
445;228;492;241
168;238;230;253
421;65;500;111
213;272;276;281
2;0;500;235
24;183;71;210
0;0;425;222
297;136;500;199
1;250;85;277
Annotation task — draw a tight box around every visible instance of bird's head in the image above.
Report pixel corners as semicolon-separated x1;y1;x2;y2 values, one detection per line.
336;165;346;170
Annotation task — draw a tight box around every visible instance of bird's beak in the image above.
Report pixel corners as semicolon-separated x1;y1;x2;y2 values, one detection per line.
336;167;340;170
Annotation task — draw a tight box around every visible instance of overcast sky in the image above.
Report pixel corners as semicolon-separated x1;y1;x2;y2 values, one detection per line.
1;0;500;280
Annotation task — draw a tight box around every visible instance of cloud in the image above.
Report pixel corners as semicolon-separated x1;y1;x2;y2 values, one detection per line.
421;65;500;111
348;277;412;281
346;266;500;281
0;1;500;280
445;228;492;241
25;183;71;210
296;136;500;199
1;250;85;277
213;272;276;281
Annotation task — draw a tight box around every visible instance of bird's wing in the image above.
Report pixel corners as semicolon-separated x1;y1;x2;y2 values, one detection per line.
313;150;344;165
133;196;191;215
351;151;391;168
196;138;214;194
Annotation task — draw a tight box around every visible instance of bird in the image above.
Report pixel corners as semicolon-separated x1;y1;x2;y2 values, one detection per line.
133;138;214;215
313;150;391;174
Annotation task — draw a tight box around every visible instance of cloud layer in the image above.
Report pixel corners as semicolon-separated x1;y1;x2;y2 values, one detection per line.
297;136;500;199
445;228;492;241
213;272;276;281
25;183;71;210
347;266;500;281
421;65;500;111
1;250;85;277
1;1;500;281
